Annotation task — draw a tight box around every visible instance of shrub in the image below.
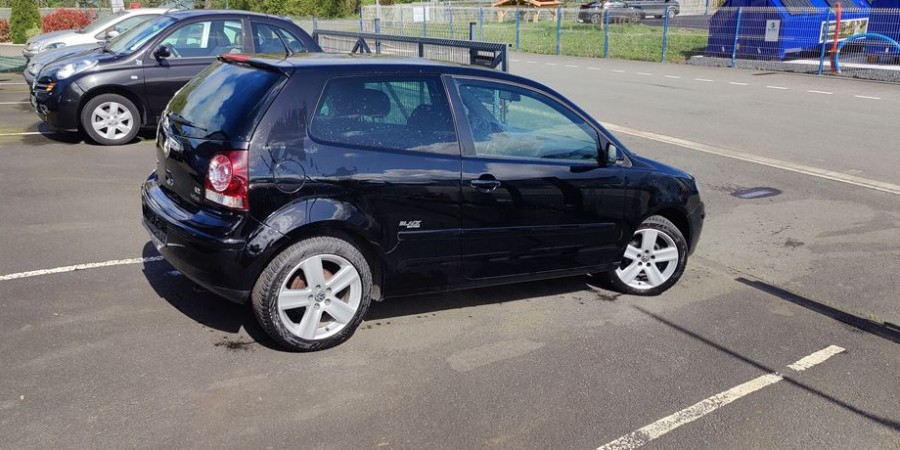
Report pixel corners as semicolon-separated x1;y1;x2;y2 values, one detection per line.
42;9;92;33
0;19;9;43
9;0;41;44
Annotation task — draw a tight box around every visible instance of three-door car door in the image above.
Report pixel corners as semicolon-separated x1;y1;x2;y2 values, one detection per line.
447;76;626;280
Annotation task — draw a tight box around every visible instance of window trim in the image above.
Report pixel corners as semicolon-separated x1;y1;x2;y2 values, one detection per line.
307;73;462;157
446;74;627;166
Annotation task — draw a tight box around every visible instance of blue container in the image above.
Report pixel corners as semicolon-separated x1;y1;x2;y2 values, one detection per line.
707;0;871;60
866;0;900;59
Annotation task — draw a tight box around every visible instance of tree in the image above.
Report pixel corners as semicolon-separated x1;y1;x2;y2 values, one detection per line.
10;0;41;44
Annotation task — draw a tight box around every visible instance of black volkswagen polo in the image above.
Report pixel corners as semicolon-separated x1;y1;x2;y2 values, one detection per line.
142;54;705;351
31;10;319;146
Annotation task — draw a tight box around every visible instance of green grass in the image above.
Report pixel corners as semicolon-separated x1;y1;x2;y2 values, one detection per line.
380;20;708;64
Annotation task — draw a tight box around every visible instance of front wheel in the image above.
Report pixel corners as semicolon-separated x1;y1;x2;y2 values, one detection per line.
80;93;140;146
604;215;688;296
252;235;373;352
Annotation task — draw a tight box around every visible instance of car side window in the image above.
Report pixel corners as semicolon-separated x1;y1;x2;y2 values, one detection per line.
252;22;289;54
159;20;243;58
275;26;308;53
310;76;458;155
454;79;600;162
112;15;156;34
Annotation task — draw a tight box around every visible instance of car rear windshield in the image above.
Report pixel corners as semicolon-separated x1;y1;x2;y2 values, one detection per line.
166;61;285;141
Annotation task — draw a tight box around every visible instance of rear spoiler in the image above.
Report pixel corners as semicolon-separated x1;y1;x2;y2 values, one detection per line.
218;54;289;77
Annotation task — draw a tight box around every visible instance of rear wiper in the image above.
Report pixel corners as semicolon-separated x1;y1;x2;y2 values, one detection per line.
168;112;208;132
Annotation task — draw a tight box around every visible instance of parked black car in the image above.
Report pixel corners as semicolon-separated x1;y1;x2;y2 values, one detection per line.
30;10;319;146
141;54;705;351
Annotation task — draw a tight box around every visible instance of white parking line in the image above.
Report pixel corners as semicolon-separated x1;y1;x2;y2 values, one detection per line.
525;61;537;64
565;64;579;68
0;256;164;281
612;69;626;73
604;123;900;196
664;75;681;79
729;82;748;86
787;345;845;372
854;95;881;100
766;85;789;90
0;82;28;85
807;90;833;95
546;63;558;66
0;101;29;104
596;345;845;450
588;67;602;70
510;58;520;62
694;78;713;82
0;131;55;136
637;72;652;76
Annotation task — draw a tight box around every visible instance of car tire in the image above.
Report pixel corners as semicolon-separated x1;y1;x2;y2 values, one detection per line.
667;8;677;19
252;235;373;352
604;215;688;296
590;13;602;24
629;12;641;23
80;93;140;146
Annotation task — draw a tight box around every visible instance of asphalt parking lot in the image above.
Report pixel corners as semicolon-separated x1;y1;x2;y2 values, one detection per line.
1;58;898;450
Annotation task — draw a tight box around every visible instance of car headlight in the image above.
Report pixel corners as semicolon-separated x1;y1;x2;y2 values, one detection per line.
45;42;66;50
55;59;98;80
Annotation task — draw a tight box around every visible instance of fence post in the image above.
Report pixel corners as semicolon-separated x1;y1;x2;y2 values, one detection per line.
423;11;427;37
515;9;521;50
705;0;710;16
479;7;485;40
400;7;404;35
449;6;454;39
313;17;318;33
603;9;610;59
470;22;476;41
501;44;509;72
731;8;742;68
817;8;833;75
374;18;382;54
359;7;364;32
661;7;670;63
556;8;562;55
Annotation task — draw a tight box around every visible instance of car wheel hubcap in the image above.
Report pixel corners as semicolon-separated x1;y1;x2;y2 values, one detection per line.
91;101;133;141
615;228;679;290
277;254;362;341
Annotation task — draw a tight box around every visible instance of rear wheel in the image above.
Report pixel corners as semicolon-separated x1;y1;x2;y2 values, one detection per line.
80;93;140;146
590;13;602;24
604;215;687;296
667;8;677;19
252;235;373;352
629;12;641;23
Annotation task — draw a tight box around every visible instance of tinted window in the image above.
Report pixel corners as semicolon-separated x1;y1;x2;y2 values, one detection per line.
107;16;175;54
110;14;157;35
310;76;457;154
454;80;598;162
251;22;306;54
167;62;285;141
159;20;243;58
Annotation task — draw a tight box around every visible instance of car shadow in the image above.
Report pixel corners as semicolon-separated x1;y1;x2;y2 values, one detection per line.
140;242;281;351
141;242;618;351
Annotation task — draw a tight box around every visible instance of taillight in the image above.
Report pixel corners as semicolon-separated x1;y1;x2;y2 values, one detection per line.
204;150;248;211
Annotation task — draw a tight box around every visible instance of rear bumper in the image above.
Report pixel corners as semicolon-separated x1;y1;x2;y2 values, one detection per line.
142;176;258;304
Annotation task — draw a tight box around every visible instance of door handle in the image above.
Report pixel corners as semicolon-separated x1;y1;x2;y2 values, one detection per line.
470;178;501;192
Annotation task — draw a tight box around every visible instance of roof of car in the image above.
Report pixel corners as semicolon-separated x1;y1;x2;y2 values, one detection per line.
226;53;511;77
163;9;285;20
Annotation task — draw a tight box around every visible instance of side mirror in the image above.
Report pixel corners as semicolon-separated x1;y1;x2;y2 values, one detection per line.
605;143;622;165
105;30;120;40
154;45;171;60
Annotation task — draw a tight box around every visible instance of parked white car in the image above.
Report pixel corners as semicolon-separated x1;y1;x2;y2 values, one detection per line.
23;8;167;61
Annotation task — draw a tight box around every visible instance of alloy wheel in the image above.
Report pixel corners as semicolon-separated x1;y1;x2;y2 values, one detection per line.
615;228;679;290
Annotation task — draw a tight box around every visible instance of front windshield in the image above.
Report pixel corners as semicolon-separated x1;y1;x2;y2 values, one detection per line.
76;11;123;34
106;16;176;54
